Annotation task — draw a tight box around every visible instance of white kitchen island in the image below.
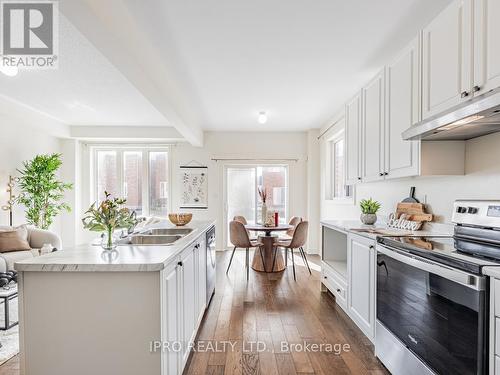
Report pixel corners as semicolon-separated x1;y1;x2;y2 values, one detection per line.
14;220;215;375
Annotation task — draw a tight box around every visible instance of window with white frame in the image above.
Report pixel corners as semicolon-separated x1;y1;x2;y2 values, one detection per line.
92;146;170;217
326;131;352;200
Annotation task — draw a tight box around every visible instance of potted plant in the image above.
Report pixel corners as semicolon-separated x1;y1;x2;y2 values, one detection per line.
82;192;138;251
258;187;268;224
360;198;381;225
16;153;73;230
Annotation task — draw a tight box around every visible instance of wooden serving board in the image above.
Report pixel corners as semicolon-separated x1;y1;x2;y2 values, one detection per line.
396;202;433;222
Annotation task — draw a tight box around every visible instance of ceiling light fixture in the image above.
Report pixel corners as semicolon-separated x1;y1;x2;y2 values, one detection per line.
0;65;18;77
258;111;267;124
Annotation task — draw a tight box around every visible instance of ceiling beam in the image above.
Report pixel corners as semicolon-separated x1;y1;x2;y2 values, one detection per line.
70;126;184;142
60;0;204;146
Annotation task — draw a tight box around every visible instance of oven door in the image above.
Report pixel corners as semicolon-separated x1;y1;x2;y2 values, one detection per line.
376;245;488;375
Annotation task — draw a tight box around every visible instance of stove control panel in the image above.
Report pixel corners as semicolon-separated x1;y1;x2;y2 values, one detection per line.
453;200;500;228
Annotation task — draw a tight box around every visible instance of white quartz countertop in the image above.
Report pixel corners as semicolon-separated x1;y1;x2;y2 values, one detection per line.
14;220;215;272
483;266;500;279
321;219;453;240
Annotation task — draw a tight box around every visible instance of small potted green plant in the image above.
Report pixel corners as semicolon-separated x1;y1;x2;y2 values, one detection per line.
359;198;381;225
82;192;138;251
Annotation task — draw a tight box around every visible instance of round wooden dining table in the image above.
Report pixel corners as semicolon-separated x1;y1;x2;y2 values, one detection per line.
245;224;292;273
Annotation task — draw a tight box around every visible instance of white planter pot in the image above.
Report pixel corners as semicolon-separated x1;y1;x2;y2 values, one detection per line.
360;213;377;225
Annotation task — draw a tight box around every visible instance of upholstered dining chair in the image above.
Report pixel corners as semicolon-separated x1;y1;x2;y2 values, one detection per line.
280;216;303;240
227;220;264;280
233;215;248;225
275;221;310;281
233;215;257;240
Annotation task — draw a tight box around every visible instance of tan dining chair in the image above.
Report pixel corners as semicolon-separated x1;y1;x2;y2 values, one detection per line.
280;216;303;239
233;215;248;225
234;215;257;240
227;220;265;280
275;221;310;281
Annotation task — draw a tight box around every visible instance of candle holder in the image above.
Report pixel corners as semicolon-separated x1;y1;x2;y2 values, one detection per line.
1;176;19;227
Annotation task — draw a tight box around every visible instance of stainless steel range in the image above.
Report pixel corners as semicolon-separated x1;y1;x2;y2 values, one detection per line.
376;200;500;375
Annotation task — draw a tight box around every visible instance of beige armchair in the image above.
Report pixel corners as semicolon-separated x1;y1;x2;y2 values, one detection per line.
0;226;62;273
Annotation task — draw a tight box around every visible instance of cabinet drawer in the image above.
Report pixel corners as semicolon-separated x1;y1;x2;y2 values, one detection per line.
496;318;500;356
322;267;347;306
495;279;500;316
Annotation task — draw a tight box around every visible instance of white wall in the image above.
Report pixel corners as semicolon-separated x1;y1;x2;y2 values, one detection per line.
170;131;313;251
320;131;500;224
76;131;318;252
0;113;63;233
306;129;321;252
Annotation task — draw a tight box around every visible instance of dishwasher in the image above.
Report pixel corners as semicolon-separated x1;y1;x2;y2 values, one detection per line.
206;225;216;305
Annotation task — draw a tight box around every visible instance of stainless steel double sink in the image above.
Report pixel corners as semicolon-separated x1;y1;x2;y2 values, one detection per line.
118;227;194;246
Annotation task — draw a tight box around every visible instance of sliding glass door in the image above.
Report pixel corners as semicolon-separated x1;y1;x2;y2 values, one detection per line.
225;165;288;247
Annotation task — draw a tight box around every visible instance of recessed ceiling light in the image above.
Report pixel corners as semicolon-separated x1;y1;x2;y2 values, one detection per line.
0;65;18;77
258;111;267;124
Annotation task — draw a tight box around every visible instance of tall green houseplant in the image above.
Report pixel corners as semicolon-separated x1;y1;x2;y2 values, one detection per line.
16;153;73;230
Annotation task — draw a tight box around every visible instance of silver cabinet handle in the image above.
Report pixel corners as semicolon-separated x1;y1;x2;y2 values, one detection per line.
473;85;481;93
461;91;469;98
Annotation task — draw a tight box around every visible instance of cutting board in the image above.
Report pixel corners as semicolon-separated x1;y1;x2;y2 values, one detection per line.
396;203;433;222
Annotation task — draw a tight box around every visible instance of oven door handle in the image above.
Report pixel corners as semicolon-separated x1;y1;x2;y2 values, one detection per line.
376;244;486;291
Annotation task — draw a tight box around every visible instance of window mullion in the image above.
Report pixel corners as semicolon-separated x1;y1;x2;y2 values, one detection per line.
143;150;150;216
117;150;124;199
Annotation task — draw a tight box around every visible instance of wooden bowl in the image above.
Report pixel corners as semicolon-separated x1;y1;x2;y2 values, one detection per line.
168;213;193;226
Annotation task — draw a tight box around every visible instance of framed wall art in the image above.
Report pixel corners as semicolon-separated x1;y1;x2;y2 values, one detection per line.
180;165;208;209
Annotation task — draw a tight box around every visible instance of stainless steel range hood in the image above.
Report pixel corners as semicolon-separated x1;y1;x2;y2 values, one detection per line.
402;87;500;141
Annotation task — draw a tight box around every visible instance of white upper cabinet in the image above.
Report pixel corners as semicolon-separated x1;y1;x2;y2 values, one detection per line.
385;36;421;179
345;92;362;185
362;69;386;182
473;0;500;93
422;0;472;119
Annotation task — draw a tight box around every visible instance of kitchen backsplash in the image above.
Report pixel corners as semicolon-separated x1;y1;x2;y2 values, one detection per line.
321;131;500;224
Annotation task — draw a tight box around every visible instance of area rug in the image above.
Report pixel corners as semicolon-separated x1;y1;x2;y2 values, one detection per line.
0;325;18;365
0;292;19;365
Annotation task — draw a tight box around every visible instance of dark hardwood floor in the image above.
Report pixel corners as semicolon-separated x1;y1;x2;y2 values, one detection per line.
0;251;388;375
185;250;388;375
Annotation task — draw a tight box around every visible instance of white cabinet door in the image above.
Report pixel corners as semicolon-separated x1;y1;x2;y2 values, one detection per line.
181;246;196;365
161;262;181;375
345;92;362;185
422;0;472;119
362;69;385;182
197;238;207;324
385;36;421;179
474;0;500;93
347;234;376;341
